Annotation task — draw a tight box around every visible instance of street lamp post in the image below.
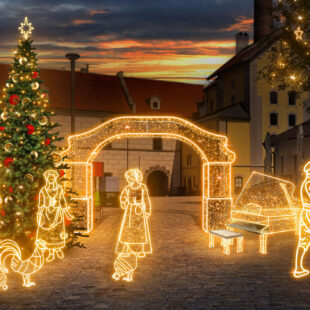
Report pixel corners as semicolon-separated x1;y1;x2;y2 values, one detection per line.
65;53;80;135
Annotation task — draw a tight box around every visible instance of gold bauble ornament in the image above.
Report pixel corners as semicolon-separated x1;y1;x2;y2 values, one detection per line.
12;74;19;83
19;57;27;65
5;83;13;88
51;152;62;167
30;150;38;159
39;116;48;126
24;174;34;183
1;112;9;121
31;82;39;90
4;196;13;204
22;97;31;105
4;143;13;153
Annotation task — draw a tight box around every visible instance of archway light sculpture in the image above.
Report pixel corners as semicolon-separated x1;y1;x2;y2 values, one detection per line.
60;116;235;234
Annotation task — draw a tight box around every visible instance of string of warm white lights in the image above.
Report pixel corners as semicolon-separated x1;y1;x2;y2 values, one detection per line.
60;116;236;233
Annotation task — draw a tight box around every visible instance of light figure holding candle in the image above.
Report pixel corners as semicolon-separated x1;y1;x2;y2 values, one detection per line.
294;162;310;278
112;169;152;282
36;170;72;263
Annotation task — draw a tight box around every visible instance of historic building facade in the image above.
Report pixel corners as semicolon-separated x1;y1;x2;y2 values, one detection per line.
0;64;202;196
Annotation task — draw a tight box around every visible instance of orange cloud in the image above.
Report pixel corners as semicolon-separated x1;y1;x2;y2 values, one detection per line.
72;19;95;25
223;16;253;32
90;9;110;15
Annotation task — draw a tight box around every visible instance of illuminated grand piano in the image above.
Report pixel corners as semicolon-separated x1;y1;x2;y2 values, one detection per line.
227;172;301;254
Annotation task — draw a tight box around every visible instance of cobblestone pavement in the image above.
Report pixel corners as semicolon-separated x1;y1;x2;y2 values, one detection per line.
1;197;310;310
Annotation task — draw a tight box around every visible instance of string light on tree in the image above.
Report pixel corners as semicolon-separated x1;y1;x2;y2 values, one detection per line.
258;0;310;91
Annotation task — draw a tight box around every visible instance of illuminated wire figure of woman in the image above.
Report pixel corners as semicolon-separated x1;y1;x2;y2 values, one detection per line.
36;170;72;263
112;169;152;281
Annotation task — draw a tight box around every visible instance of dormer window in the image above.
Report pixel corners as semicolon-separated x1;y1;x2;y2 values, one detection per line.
148;95;161;110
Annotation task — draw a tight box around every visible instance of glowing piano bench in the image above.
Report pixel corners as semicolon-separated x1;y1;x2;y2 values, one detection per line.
209;230;243;255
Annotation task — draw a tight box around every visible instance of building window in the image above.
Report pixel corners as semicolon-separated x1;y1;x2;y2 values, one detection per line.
235;176;243;194
270;91;278;104
187;178;192;190
288;114;296;127
270;113;278;126
187;154;192;166
153;138;163;150
288;91;297;106
148;95;161;110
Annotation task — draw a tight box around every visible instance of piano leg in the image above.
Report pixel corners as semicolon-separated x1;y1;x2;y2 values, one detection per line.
223;239;230;255
237;237;243;253
259;234;267;254
209;233;215;248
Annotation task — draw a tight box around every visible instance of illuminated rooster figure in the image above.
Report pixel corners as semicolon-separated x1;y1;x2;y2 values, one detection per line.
112;169;152;282
0;239;47;288
36;170;72;262
294;162;310;278
0;170;71;289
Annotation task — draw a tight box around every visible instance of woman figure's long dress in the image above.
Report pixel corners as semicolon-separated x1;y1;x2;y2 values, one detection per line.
116;184;152;255
36;186;67;250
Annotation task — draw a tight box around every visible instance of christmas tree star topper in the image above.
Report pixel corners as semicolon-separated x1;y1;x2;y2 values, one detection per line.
18;17;34;40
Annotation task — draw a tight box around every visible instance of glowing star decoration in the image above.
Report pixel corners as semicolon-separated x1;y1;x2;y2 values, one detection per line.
18;17;34;40
112;169;151;282
36;170;73;263
60;116;235;234
228;172;301;254
293;161;310;278
0;170;71;289
295;26;304;41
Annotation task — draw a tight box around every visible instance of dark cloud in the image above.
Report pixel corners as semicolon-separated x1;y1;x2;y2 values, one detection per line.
0;0;253;81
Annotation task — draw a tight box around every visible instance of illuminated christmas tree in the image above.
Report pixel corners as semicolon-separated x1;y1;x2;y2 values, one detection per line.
0;17;63;242
258;0;310;91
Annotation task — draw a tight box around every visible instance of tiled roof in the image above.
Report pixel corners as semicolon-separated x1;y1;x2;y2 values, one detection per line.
0;64;203;118
272;119;310;144
207;43;260;80
196;103;250;122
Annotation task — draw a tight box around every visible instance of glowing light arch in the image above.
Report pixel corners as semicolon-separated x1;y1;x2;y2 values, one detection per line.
61;116;236;233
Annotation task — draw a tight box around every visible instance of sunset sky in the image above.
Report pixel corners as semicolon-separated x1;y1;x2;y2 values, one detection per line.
0;0;253;84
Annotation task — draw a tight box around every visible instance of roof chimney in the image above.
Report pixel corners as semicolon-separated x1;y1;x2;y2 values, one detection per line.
254;0;273;43
235;32;249;54
81;64;89;73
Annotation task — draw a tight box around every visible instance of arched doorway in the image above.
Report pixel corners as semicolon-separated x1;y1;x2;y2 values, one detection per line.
147;170;168;196
61;116;235;234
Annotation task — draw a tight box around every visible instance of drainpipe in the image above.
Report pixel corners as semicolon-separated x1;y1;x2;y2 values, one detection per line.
66;53;80;135
117;71;136;113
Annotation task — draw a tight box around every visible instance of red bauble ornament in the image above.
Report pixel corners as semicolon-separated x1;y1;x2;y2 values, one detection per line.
64;217;72;226
3;157;13;167
32;71;38;79
59;169;65;177
9;187;13;193
28;231;35;238
26;124;35;134
0;127;5;131
34;194;39;201
9;94;19;105
44;138;51;145
0;209;5;217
